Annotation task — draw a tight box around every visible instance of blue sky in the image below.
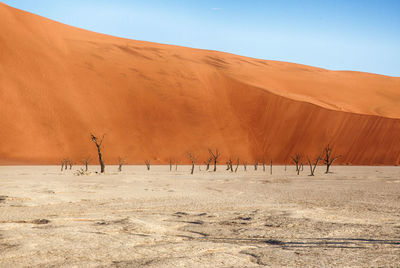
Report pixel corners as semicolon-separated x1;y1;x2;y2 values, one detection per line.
3;0;400;76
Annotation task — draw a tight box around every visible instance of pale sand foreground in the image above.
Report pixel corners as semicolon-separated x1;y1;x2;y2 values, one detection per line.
0;165;399;267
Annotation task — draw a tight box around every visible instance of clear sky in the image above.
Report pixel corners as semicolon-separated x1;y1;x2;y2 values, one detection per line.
3;0;400;76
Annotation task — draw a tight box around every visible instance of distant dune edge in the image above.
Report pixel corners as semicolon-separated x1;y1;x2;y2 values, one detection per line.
0;3;399;165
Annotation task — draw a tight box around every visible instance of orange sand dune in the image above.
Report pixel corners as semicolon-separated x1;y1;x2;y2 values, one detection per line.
0;3;399;165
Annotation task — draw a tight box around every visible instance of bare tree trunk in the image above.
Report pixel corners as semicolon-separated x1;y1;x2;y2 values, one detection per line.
169;158;172;171
227;158;233;172
145;160;150;171
175;162;178;171
205;157;212;171
82;157;90;172
90;133;105;173
118;157;125;172
69;160;73;170
208;149;220;172
243;162;247;171
187;153;198;175
61;160;64;171
254;159;258;171
235;158;240;172
262;157;265;172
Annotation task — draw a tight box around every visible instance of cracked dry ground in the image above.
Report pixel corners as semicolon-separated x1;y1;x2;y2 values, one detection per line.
0;166;399;267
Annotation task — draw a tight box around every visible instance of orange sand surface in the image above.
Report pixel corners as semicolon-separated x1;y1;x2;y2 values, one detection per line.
0;3;399;165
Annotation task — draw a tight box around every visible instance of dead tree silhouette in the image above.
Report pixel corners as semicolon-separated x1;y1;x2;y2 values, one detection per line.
235;157;240;172
145;160;151;171
60;159;66;171
187;152;198;175
262;156;266;172
226;158;233;172
82;157;90;172
291;153;302;175
90;133;105;173
204;157;212;171
307;154;322;176
118;157;125;172
243;161;247;171
208;149;220;172
270;159;273;175
323;144;342;173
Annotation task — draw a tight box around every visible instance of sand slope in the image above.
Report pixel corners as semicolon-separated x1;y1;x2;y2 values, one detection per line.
0;3;399;165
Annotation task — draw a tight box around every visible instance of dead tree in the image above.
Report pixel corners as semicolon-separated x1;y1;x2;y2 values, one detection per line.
204;157;212;171
262;157;266;172
169;158;173;171
254;159;258;171
64;158;70;171
82;157;90;172
243;161;247;171
235;157;240;172
175;162;178;171
323;144;342;173
226;158;233;172
300;163;303;171
118;157;125;172
187;152;198;175
208;149;220;172
307;155;321;176
145;160;151;171
61;159;65;171
90;133;105;173
291;153;302;175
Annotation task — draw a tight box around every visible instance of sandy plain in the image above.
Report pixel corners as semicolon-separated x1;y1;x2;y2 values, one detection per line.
0;165;399;267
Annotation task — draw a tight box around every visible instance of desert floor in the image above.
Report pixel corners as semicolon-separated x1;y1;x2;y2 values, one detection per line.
0;165;399;267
